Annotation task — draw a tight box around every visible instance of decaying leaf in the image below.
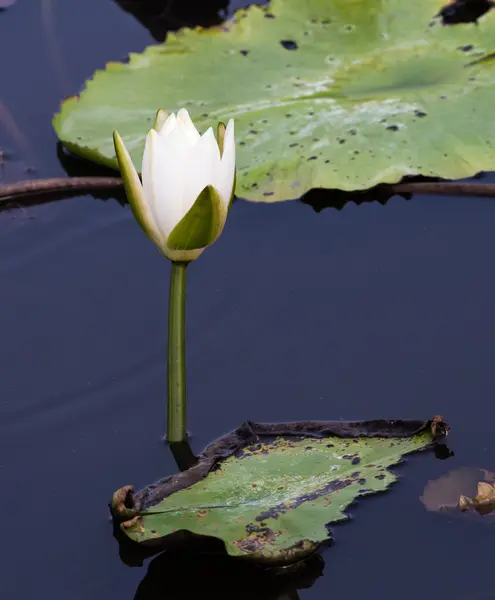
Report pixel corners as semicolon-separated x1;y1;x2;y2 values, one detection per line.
421;467;495;518
112;417;448;566
459;481;495;515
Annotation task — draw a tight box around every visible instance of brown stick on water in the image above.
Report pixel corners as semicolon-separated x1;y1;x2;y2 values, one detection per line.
0;177;123;201
1;177;495;204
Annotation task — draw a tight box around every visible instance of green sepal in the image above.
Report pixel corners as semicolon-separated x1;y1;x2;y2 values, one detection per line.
113;130;165;252
167;185;223;251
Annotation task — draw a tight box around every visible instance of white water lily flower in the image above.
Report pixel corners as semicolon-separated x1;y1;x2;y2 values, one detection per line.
114;108;236;262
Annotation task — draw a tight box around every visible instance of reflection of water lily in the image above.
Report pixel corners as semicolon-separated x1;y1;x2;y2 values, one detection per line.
114;108;235;262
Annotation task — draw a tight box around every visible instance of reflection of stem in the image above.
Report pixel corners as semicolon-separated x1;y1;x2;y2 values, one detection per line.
169;440;198;471
0;100;35;163
41;0;69;96
167;262;188;443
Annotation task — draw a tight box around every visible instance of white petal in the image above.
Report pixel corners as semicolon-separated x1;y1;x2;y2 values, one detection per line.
160;121;196;162
157;112;176;138
142;130;185;238
215;119;236;209
176;108;201;146
181;127;221;215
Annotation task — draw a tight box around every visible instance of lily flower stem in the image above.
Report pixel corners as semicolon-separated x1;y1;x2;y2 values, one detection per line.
167;261;188;442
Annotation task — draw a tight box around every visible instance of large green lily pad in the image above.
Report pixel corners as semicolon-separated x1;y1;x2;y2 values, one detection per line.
111;417;448;565
54;0;495;202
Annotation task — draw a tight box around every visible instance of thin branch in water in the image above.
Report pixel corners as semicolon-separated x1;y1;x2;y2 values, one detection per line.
0;177;122;201
1;177;495;208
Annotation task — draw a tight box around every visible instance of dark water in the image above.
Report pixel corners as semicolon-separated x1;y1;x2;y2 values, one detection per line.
1;2;495;599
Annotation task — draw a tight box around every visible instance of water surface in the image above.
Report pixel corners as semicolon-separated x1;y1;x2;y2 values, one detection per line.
1;2;494;599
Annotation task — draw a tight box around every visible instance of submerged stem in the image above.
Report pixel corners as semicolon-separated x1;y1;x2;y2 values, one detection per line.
169;440;198;471
167;261;188;443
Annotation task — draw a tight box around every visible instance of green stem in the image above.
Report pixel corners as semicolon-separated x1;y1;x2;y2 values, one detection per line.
167;261;188;442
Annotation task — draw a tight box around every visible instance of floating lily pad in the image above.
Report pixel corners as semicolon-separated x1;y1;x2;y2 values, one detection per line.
54;0;495;202
112;417;448;566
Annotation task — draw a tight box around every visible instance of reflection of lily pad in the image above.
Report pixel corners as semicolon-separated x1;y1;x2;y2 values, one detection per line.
420;467;495;518
113;0;229;41
134;550;324;600
112;417;447;566
54;0;495;202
